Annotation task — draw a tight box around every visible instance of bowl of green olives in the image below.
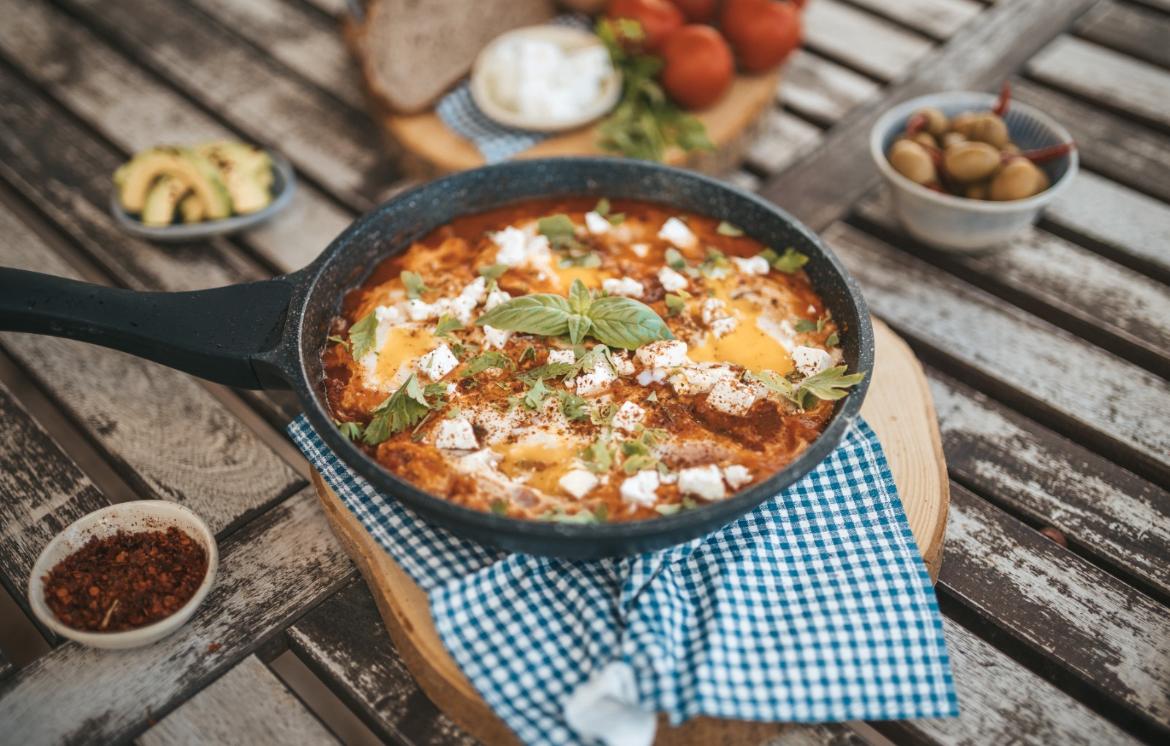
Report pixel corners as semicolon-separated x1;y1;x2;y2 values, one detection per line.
870;86;1078;252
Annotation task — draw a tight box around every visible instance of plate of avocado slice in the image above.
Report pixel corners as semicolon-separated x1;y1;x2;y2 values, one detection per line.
110;142;296;242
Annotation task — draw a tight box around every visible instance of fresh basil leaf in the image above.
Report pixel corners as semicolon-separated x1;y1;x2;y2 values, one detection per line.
401;271;429;299
664;248;686;270
335;420;363;441
585;295;674;349
716;221;744;237
797;366;865;406
348;312;378;360
568;279;593;315
749;370;796;402
475;293;572;337
567;314;592;345
363;374;432;444
434;315;463;337
461;351;515;377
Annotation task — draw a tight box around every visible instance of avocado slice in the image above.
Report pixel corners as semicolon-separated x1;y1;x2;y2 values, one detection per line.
116;147;231;220
140;175;190;227
178;193;206;224
196;141;274;214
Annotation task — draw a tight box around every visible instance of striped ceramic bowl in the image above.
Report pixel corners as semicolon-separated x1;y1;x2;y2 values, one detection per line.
870;91;1078;252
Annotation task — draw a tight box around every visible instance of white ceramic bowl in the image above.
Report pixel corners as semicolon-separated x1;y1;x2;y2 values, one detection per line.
870;91;1078;252
28;501;218;649
470;25;622;133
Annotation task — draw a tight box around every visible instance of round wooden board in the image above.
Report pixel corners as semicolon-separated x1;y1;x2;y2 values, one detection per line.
379;69;781;177
312;318;948;745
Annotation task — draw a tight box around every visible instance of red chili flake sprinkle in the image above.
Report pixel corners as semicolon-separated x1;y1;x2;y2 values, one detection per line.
42;527;207;632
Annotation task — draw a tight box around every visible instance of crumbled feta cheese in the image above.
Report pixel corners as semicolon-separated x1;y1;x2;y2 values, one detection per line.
611;351;635;376
620;470;660;507
558;469;599;499
657;217;697;249
453;448;502;476
584;211;611;235
657;266;688;292
678;465;727;501
659;471;678;485
710;316;738;338
807;304;817;314
374;305;404;325
405;298;439;321
636;369;668;386
548;349;576;365
732;255;770;275
706;378;766;416
611;401;645;433
630;242;649;258
723;464;752;489
635;340;689;369
792;345;833;378
574;356;617;396
482;325;511;350
443;277;487;324
485;288;511;311
433;417;477;450
491;226;529;266
756;314;797;352
668;363;736;395
700;298;727;325
417;344;459;380
602;277;644;298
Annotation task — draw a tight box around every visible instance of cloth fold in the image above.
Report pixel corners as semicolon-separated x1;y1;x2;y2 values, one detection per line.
290;416;958;746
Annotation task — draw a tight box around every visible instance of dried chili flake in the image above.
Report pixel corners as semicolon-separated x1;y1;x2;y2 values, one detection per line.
43;527;207;632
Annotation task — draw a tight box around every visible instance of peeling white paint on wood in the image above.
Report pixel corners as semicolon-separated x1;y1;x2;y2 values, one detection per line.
804;0;935;81
745;109;823;175
846;0;984;39
779;51;881;123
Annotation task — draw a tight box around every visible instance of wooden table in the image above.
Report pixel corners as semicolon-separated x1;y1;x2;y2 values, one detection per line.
0;0;1166;744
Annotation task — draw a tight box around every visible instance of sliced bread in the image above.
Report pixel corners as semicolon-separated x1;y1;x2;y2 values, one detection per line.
346;0;555;114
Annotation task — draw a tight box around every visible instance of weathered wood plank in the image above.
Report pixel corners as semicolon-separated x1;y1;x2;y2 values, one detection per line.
286;578;476;746
1077;0;1170;69
929;370;1170;600
803;0;934;80
139;656;339;746
0;64;258;293
0;488;353;745
779;50;881;125
843;0;984;40
1027;36;1170;129
0;381;108;600
0;201;304;536
187;0;366;110
941;487;1170;730
0;0;351;273
1043;170;1170;279
1012;78;1170;204
822;223;1170;484
745;109;823;175
891;617;1139;746
60;0;395;210
856;189;1170;375
760;0;1099;230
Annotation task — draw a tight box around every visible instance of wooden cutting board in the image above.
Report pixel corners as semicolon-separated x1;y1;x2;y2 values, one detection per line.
312;318;948;745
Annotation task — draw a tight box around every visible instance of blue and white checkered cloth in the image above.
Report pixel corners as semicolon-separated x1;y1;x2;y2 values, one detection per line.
289;416;958;745
436;15;591;163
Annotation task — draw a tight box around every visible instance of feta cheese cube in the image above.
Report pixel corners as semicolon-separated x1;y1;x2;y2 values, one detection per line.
374;305;404;325
491;226;529;266
678;464;727;501
657;217;697;250
602;277;644;298
485;288;511;311
700;298;727;325
723;464;752;489
584;211;611;235
558;469;599;499
732;255;771;275
710;316;738;338
620;470;660;507
757;314;797;352
668;363;736;395
433;417;478;450
636;369;667;386
657;266;688;292
792;345;833;378
706;378;766;416
630;242;650;258
611;401;645;433
417;344;459;380
482;325;511;350
406;298;439;321
548;349;576;365
611;351;635;376
635;340;689;369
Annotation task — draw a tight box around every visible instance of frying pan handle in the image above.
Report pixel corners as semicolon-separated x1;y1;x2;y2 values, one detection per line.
0;269;301;390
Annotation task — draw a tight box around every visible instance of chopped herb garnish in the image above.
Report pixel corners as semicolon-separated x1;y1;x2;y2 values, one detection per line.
327;335;350;352
335;420;364;441
557;390;589;421
760;247;809;274
581;435;613;473
750;366;864;411
434;315;463;337
537;214;580;249
655;503;681;516
461;351;515;377
558;251;602;269
348;312;378;359
825;332;840;347
401;270;429;299
716;221;744;237
620;429;664;474
794;318;819;333
521;361;579;383
478;263;508;281
664;292;689;317
519;345;536;365
490;499;508;516
646;391;659;403
521;378;551;410
699;248;731;278
593;504;609;522
445;406;462;419
594;198;611;216
363;374;433;444
590;402;617;426
664;248;686;270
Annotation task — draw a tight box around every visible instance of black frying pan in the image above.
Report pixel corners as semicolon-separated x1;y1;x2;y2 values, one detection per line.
0;159;874;558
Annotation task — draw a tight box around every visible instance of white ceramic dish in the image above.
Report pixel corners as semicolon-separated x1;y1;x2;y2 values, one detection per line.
110;152;296;243
870;91;1078;252
28;501;218;649
470;25;622;133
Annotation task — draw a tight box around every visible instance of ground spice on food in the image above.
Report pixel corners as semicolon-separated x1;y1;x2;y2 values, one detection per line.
43;527;208;632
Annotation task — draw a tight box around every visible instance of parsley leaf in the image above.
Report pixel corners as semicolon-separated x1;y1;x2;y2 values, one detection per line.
434;315;463;337
363;374;433;444
521;379;551;410
760;247;809;274
716;221;744;237
401;270;429;299
461;351;515;377
557;390;589;421
335;420;363;441
580;435;613;473
348;312;378;359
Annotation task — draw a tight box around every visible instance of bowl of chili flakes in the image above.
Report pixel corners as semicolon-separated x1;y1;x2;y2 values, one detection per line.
28;501;218;649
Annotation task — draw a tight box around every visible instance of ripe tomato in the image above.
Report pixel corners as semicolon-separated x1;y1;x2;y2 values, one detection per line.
659;25;734;110
668;0;718;22
607;0;685;52
720;0;802;72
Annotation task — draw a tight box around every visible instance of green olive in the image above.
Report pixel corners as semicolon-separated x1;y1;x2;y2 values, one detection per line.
1001;142;1020;155
911;131;938;149
967;113;1010;148
914;107;949;137
989;158;1046;201
943;141;1001;184
889;139;936;185
942;132;966;148
950;112;979;138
